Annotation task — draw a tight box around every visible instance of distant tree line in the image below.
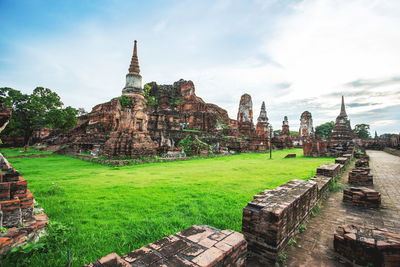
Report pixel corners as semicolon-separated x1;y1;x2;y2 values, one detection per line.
0;87;79;145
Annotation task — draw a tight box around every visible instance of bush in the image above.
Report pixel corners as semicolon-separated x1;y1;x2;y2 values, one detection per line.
178;136;211;156
119;96;132;107
143;84;158;106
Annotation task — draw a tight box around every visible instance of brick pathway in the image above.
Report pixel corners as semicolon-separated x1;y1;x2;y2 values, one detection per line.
284;150;400;267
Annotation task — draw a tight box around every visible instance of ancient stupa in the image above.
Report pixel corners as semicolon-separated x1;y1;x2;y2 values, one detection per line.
329;96;354;146
122;40;143;95
255;102;269;135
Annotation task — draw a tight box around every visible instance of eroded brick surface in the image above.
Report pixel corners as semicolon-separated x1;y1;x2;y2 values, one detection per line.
343;187;381;207
316;163;342;178
348;166;373;185
84;225;247;267
242;179;319;265
334;224;400;266
0;153;48;255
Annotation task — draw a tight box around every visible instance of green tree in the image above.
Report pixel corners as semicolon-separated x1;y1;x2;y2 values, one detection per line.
1;87;78;145
315;121;335;138
46;106;78;130
380;133;397;139
354;124;371;139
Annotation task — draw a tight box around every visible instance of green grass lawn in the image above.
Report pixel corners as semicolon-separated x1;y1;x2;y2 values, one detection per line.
0;147;53;157
0;148;333;266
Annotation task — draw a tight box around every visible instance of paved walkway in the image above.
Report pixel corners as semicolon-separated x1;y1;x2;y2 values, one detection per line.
285;150;400;266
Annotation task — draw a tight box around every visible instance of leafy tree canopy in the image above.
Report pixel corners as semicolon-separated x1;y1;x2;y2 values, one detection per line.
380;133;398;139
0;87;78;144
315;121;335;138
354;123;371;139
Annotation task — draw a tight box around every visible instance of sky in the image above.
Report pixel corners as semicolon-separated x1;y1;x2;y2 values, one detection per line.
1;0;399;134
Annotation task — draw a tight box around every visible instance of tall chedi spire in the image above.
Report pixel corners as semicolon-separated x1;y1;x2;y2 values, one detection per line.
128;40;140;74
122;40;143;95
339;95;347;117
329;95;354;146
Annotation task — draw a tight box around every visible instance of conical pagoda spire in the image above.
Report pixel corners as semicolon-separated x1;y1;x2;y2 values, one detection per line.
128;40;140;74
122;40;143;95
257;101;268;122
339;95;347;117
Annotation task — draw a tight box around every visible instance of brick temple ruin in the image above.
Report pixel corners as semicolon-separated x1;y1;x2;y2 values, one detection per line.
302;96;356;157
41;41;299;158
15;40;392;159
0;103;48;254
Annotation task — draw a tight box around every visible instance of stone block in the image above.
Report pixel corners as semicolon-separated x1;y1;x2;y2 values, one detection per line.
316;163;341;177
335;157;348;165
342;153;353;160
348;168;373;186
334;224;400;266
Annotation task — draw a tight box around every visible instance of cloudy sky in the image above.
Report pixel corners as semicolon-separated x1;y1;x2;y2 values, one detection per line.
1;0;399;134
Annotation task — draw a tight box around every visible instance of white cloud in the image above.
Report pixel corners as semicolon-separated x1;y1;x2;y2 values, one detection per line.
1;0;399;133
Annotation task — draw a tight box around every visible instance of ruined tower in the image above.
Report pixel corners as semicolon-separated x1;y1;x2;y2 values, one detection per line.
237;94;253;124
122;40;143;95
237;94;254;135
281;116;290;136
299;111;314;137
329;96;354;146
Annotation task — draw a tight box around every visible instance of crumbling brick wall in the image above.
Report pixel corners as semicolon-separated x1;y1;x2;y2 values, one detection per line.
242;179;319;265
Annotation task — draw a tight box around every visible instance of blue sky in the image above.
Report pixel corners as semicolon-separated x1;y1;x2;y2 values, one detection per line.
1;0;399;134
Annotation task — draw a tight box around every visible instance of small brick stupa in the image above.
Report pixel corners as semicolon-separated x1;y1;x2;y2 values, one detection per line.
255;102;269;138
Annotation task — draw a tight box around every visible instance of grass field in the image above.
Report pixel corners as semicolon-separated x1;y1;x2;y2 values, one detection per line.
0;148;333;266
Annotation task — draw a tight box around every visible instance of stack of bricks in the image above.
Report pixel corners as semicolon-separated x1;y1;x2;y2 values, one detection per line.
334;224;400;267
242;179;318;265
84;225;247;267
355;158;369;168
348;167;373;185
342;153;353;161
0;153;48;254
335;157;349;166
316;163;342;177
0;154;34;227
343;187;381;207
